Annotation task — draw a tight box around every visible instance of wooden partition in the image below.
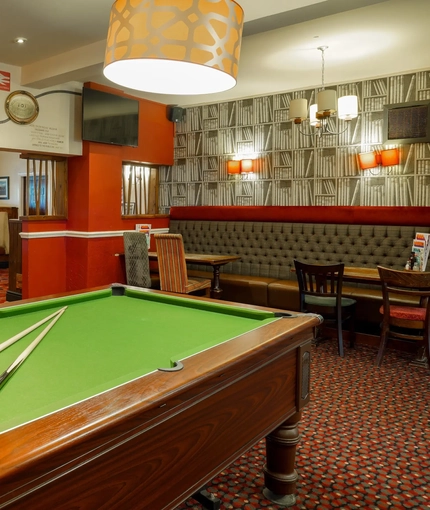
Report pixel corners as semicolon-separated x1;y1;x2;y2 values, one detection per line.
20;154;68;218
7;219;22;301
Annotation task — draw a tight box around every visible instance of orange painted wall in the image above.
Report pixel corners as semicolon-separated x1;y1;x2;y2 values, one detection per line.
21;220;68;299
22;84;173;299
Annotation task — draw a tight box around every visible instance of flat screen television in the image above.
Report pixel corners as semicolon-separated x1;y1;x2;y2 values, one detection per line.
383;100;430;144
82;88;139;147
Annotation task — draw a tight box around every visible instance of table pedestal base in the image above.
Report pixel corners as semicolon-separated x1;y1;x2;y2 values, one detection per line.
210;265;223;299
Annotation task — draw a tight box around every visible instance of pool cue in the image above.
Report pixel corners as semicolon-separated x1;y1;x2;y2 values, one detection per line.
0;306;67;389
0;306;68;354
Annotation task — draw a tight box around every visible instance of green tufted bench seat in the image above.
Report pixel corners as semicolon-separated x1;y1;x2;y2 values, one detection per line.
170;219;430;335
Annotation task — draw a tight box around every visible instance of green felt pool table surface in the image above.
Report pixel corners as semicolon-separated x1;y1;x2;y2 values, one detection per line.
0;286;278;433
0;284;319;510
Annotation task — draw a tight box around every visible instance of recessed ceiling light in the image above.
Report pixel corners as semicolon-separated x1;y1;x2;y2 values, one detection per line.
14;37;27;44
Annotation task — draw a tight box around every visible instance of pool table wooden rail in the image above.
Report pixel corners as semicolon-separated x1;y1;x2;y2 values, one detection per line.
0;287;317;510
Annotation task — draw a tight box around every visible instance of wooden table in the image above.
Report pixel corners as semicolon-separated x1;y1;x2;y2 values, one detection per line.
342;266;380;284
149;252;241;298
291;265;381;285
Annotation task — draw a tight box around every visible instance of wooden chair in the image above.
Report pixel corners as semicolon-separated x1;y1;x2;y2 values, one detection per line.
294;260;356;357
376;266;430;367
123;232;151;288
154;233;211;295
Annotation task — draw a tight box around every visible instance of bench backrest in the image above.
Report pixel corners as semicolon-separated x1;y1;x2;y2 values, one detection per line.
169;220;430;279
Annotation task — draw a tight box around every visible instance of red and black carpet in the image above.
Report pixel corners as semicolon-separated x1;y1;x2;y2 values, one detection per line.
176;342;429;510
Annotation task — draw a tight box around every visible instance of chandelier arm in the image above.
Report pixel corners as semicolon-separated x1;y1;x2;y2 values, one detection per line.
296;124;316;138
324;122;349;135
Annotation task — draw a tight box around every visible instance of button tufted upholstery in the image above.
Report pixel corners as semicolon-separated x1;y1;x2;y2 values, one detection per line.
170;221;427;277
169;220;430;334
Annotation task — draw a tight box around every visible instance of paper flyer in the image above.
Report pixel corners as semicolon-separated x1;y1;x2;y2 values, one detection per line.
135;224;151;248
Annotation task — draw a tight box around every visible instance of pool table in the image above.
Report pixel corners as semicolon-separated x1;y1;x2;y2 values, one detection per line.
0;285;319;509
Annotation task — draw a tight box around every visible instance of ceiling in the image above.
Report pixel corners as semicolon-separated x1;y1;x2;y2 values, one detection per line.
1;0;429;107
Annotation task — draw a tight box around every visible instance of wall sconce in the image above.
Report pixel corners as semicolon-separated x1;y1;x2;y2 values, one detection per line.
358;148;400;170
240;159;254;173
227;159;255;175
227;160;241;175
380;148;400;166
357;151;379;170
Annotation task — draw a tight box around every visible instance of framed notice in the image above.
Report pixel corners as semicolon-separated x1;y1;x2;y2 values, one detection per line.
0;177;9;199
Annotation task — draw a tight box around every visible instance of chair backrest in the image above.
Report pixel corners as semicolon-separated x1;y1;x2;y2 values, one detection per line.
377;266;430;323
294;259;345;311
154;233;189;293
123;232;151;288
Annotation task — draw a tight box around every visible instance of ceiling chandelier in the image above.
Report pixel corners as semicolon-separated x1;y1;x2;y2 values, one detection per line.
103;0;244;96
289;46;358;136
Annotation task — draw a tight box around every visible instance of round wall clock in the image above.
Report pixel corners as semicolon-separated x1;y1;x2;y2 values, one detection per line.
5;90;39;125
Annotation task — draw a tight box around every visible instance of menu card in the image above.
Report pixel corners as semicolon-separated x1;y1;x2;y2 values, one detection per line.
135;223;151;248
411;233;430;271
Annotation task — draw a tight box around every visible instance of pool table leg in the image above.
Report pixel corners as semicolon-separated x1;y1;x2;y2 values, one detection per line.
262;411;302;507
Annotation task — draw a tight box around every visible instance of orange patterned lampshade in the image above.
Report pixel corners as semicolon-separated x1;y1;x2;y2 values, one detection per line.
227;160;241;174
103;0;244;95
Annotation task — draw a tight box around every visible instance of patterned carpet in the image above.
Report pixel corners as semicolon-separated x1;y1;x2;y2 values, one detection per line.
177;342;430;510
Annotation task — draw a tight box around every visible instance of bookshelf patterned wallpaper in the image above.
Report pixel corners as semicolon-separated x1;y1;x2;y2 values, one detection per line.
158;69;430;212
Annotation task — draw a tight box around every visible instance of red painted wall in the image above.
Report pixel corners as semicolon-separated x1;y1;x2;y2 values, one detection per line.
170;206;430;226
21;220;68;299
21;84;173;299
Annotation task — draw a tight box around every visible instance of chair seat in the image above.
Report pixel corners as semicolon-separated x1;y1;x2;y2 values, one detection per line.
305;295;356;307
376;265;430;367
186;278;211;293
379;304;427;321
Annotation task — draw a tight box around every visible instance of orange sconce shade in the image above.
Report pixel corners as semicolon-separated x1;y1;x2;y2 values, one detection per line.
358;152;378;170
241;159;254;173
381;148;400;166
227;160;241;174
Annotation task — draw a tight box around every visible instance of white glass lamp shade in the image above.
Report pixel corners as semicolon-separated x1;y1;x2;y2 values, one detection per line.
338;95;358;120
309;104;319;126
103;0;244;95
289;98;307;122
240;159;254;173
358;151;378;170
317;89;337;115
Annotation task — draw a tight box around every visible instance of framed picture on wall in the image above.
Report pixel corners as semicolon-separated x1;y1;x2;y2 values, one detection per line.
0;177;9;199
